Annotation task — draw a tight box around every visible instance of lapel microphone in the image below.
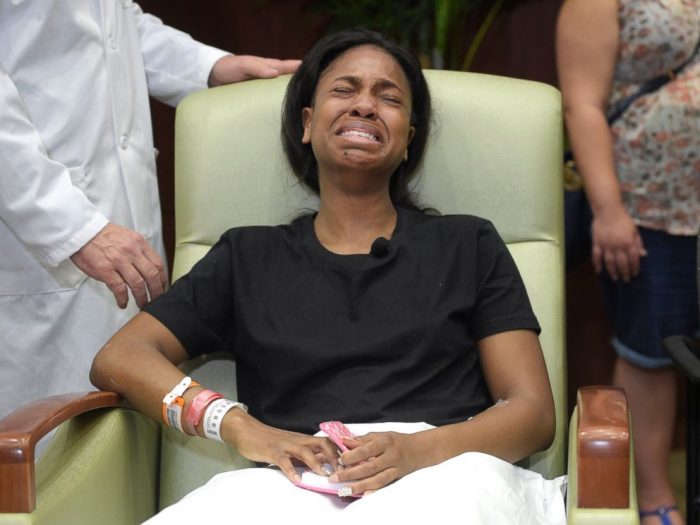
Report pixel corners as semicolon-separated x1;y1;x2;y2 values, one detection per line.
369;237;391;257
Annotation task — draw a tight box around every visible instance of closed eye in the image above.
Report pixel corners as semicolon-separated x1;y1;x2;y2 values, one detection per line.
380;95;402;105
331;86;353;96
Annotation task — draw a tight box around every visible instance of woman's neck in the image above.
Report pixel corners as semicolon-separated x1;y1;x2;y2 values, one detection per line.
314;191;397;255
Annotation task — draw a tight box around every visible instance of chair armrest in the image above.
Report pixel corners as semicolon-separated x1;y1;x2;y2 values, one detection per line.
576;386;630;508
0;391;120;513
664;335;700;383
567;386;639;524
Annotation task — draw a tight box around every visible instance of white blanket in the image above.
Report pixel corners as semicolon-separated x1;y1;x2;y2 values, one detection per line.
146;422;567;525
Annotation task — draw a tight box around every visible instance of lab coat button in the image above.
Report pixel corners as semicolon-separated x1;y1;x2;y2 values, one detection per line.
120;135;128;149
109;37;117;50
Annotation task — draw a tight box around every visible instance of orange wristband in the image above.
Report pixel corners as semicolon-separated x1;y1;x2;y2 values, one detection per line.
161;376;200;432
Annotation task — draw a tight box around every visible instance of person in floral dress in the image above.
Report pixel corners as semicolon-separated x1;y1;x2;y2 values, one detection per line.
557;1;700;523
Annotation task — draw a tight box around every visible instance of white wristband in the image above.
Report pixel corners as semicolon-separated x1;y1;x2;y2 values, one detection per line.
203;398;247;442
165;398;185;433
162;376;200;433
162;376;193;406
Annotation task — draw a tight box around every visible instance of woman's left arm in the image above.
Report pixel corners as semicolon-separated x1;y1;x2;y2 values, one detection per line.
329;329;555;494
460;329;556;462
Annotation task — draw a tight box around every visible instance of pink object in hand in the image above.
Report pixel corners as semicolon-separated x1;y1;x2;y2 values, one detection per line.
319;420;355;452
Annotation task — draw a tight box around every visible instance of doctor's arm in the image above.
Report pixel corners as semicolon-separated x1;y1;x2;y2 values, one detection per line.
0;66;165;308
133;7;299;107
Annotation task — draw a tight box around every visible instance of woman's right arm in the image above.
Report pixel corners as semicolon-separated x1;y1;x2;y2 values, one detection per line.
556;0;645;281
90;311;338;482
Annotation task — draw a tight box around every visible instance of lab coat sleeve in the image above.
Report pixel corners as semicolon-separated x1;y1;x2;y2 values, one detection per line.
133;4;230;107
0;65;109;267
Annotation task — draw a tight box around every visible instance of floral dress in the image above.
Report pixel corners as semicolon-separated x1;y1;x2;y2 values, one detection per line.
610;0;700;236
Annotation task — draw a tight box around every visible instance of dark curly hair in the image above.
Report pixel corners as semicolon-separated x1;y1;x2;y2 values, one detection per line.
281;28;432;210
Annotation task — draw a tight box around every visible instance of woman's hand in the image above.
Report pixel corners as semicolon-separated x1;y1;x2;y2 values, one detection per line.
222;410;339;484
328;431;423;495
591;203;646;282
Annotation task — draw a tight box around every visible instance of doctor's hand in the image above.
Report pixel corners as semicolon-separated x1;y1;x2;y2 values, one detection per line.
328;431;423;495
208;54;301;86
70;223;167;309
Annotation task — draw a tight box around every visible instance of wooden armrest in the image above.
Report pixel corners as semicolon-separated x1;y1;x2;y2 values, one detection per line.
576;385;630;509
0;391;121;513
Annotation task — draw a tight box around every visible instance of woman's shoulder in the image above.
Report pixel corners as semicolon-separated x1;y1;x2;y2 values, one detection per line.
402;209;505;253
405;207;495;232
217;215;311;247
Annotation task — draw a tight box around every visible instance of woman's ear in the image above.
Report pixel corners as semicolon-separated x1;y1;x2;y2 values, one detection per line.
407;126;416;144
301;107;313;144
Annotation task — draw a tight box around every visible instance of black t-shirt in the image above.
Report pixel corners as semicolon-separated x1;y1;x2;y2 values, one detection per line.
145;207;540;434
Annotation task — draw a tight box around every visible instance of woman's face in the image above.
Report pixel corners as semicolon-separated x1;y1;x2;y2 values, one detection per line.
301;45;415;184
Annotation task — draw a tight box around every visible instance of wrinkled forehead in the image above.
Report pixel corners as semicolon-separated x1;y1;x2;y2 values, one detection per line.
320;45;407;83
313;44;412;100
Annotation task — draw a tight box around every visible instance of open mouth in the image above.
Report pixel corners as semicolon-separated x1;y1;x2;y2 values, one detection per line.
338;129;381;143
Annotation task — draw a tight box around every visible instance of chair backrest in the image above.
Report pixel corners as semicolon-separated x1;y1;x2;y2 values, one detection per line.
162;71;564;508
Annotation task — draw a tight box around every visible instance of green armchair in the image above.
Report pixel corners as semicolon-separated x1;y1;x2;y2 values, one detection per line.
0;71;638;524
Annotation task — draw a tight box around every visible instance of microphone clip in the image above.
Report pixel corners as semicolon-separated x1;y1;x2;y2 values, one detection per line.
369;237;391;257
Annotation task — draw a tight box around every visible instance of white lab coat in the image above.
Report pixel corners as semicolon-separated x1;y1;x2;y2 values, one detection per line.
0;0;228;420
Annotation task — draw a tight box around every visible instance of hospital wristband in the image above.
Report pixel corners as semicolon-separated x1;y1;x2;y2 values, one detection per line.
203;398;248;442
161;376;200;432
185;389;223;436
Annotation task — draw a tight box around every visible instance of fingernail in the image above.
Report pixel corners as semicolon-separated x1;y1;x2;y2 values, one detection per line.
337;486;353;497
321;464;334;476
329;474;339;483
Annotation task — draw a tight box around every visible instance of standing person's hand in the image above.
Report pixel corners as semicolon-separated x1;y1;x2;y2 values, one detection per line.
209;55;301;86
591;204;646;282
70;223;167;308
